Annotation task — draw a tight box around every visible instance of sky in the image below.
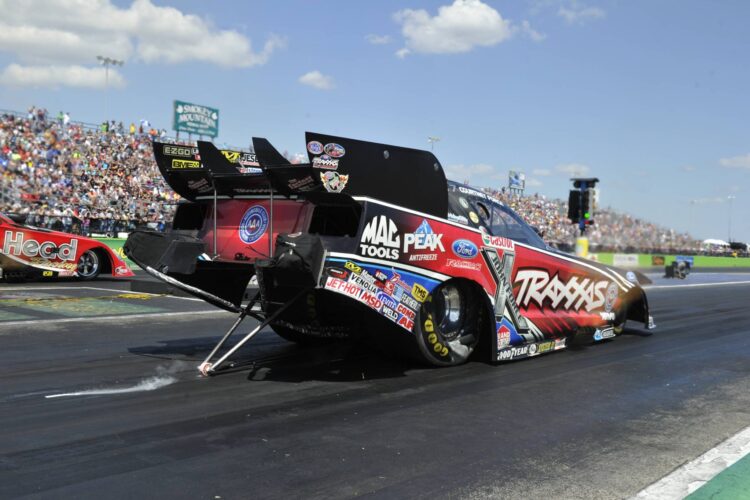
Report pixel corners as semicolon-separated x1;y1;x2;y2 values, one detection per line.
0;0;748;242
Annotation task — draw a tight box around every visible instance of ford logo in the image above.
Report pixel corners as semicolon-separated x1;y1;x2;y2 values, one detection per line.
452;239;478;259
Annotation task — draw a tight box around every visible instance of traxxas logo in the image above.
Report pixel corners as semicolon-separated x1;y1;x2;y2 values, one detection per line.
2;231;78;261
514;269;613;312
360;215;401;260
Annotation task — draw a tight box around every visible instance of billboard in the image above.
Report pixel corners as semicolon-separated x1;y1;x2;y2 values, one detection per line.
173;100;219;138
508;170;525;191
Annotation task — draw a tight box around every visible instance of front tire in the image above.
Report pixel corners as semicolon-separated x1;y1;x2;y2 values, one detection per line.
413;281;482;367
76;250;100;280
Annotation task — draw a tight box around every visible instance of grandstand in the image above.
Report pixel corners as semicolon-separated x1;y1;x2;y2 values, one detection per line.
1;106;701;253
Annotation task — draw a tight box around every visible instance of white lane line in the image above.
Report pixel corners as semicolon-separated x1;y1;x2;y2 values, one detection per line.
45;375;177;399
0;285;205;301
632;424;750;499
0;309;230;330
646;281;750;290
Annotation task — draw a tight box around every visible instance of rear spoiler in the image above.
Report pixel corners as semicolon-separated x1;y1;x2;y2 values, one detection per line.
154;133;449;218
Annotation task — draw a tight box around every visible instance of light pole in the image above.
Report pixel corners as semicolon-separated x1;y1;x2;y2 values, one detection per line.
727;195;736;242
427;136;441;152
96;55;124;122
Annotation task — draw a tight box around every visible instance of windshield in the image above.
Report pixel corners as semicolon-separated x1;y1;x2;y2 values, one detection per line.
488;201;547;249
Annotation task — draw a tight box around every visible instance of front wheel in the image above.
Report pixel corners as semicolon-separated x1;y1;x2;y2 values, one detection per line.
76;250;100;280
413;281;483;367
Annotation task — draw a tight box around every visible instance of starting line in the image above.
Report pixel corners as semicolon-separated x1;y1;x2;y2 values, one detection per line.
633;424;750;499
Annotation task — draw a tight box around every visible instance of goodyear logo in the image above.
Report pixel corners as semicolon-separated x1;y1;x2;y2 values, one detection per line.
221;150;241;163
344;261;362;274
171;159;201;169
412;283;428;302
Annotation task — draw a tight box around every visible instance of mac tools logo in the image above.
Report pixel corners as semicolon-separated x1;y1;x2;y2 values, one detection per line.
403;220;444;253
359;215;400;260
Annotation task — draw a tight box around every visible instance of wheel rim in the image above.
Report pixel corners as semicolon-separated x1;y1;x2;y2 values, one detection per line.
77;250;99;278
419;282;479;365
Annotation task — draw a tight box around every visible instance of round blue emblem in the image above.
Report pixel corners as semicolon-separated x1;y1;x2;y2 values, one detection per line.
452;239;478;259
239;205;269;244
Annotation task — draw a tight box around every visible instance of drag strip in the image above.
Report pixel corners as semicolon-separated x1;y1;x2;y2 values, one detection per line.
0;278;749;499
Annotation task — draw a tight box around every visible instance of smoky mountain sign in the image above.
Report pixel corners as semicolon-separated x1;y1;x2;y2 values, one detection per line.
173;100;219;138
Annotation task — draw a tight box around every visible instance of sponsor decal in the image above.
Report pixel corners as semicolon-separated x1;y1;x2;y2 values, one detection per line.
537;341;555;354
382;305;399;322
328;267;348;280
452;239;478;259
115;265;130;276
459;197;470;209
403;219;444;254
593;327;616;341
458;186;488;199
238;205;269;244
287;175;316;191
239;152;259;167
378;293;398;310
555;338;567;350
469;211;479;224
186;178;212;192
42;270;54;277
604;282;618;312
323;142;346;158
514;270;612;313
482;235;514;252
374;270;388;282
447;212;469;225
625;271;637;283
307;141;324;155
320;171;349;193
446;258;482;271
497;325;511;348
397;303;416;320
398;315;414;331
409;254;437;262
2;231;77;261
359;215;400;260
221;150;241;163
171;158;201;169
350;272;379;294
312;156;339;170
344;261;362;274
400;293;419;311
163;145;198;157
498;344;531;361
599;311;616;321
411;283;429;302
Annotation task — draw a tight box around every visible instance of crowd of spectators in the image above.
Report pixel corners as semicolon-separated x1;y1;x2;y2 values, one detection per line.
0;105;706;253
0;106;177;235
483;187;701;255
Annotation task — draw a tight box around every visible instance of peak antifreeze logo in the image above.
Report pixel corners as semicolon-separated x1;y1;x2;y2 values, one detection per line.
404;220;444;253
2;231;77;261
360;215;401;260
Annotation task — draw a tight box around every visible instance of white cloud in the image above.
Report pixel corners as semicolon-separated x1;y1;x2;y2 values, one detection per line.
532;168;552;176
0;0;285;88
525;177;543;188
719;154;750;170
299;70;335;90
444;163;496;182
680;165;697;172
366;34;392;45
0;63;125;89
519;20;546;42
555;163;591;176
558;3;606;24
394;0;515;56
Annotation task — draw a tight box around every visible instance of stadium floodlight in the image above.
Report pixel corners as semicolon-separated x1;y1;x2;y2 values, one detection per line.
97;55;125;122
427;136;441;152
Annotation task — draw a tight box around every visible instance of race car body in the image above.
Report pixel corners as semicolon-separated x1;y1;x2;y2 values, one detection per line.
125;134;653;373
0;213;134;280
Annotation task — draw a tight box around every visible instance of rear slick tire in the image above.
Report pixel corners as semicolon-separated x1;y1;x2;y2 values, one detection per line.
413;281;482;367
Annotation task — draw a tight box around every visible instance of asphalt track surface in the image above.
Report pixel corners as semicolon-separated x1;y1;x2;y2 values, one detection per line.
1;274;749;499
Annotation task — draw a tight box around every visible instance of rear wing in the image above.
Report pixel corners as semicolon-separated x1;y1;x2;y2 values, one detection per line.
154;133;449;218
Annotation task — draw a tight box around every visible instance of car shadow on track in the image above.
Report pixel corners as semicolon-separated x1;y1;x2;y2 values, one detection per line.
128;335;415;383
